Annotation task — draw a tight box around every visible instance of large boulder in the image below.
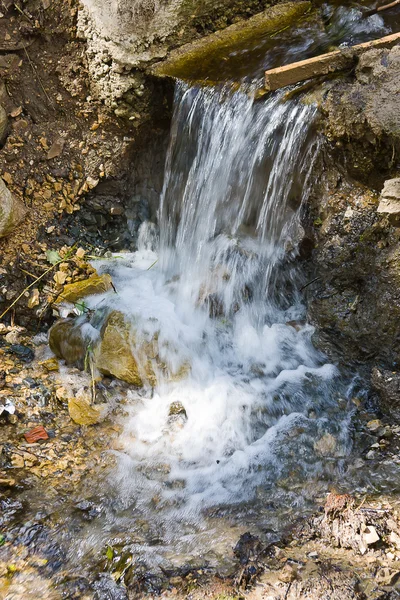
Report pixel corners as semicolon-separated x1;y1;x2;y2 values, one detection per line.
0;177;27;237
50;310;190;387
94;310;152;387
49;318;88;366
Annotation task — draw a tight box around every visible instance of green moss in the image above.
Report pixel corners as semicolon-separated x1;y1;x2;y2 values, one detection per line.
152;2;311;81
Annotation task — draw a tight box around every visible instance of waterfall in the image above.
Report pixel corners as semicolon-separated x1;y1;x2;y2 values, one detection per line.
82;83;353;561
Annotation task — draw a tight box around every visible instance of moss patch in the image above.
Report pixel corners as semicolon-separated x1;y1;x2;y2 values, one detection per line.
152;1;311;81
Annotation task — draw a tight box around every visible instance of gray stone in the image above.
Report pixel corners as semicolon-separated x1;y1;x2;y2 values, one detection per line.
377;178;400;215
0;104;8;144
0;177;27;237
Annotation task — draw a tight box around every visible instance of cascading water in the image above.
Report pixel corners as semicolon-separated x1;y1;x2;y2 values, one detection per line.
77;82;355;566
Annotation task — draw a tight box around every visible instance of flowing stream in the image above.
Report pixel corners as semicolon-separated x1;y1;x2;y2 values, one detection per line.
75;84;353;569
58;0;399;577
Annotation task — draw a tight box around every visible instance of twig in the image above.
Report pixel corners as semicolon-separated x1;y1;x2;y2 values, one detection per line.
147;259;158;271
365;0;400;17
300;276;321;292
0;257;71;321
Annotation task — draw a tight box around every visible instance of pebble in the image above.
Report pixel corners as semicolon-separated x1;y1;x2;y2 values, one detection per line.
367;419;383;432
363;526;380;545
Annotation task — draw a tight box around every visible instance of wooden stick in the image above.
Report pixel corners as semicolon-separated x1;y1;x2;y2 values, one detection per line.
365;0;400;17
264;31;400;92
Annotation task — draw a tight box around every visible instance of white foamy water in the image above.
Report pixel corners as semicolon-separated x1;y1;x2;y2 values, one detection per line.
81;84;353;545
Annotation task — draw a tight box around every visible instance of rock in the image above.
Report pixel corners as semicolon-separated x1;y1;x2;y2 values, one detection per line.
366;450;376;460
366;419;383;433
94;311;148;387
371;368;400;413
0;177;27;237
313;433;337;457
0;398;15;417
168;401;187;418
24;425;49;443
377;178;400;216
40;357;59;372
55;273;113;304
363;525;380;546
0;477;16;487
7;344;34;362
279;563;297;583
153;2;312;80
47;137;65;160
68;393;102;426
390;531;400;550
49;318;88;365
0;104;8;144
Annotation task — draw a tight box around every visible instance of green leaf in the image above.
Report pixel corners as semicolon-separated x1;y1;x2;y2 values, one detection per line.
46;249;62;265
0;535;5;546
106;546;114;561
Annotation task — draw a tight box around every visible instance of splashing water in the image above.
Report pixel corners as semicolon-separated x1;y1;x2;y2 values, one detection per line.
80;84;354;563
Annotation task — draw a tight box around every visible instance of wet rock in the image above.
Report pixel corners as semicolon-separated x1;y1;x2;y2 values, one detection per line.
94;311;153;387
366;419;383;433
68;391;103;426
0;177;27;237
233;532;263;565
168;401;187;418
56;272;113;304
371;368;400;414
49;318;88;365
313;432;337;457
40;357;59;372
7;344;34;362
0;104;8;144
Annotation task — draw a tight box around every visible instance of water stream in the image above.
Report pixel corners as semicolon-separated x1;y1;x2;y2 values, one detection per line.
66;82;352;571
19;0;400;584
56;0;400;572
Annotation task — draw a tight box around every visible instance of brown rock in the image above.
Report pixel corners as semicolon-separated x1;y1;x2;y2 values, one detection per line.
40;357;59;372
56;273;113;304
49;318;88;365
24;425;49;443
94;311;145;387
47;137;65;160
68;394;102;426
279;563;297;583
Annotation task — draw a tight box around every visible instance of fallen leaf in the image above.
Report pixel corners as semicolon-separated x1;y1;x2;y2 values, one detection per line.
46;249;61;265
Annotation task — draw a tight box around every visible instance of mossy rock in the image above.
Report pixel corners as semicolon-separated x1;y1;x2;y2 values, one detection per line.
56;273;113;304
152;1;311;81
49;318;88;366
